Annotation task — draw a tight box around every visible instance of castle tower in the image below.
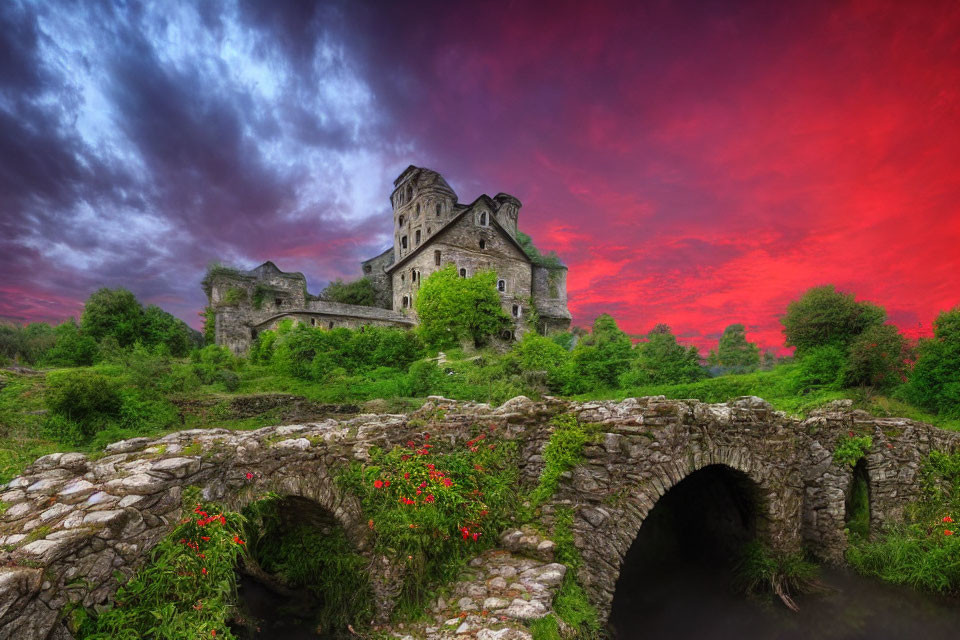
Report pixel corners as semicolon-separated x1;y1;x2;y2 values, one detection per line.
390;166;458;262
492;193;521;238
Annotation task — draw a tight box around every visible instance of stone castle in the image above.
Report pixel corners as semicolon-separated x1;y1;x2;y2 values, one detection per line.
206;166;571;353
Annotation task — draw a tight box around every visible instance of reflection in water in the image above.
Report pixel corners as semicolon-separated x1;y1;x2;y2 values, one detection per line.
609;464;960;639
230;572;331;640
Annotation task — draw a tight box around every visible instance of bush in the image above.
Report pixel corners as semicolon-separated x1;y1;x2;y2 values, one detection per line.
845;324;909;389
781;285;885;356
794;345;847;392
80;288;145;348
42;320;100;367
45;371;121;438
415;265;510;350
566;315;633;393
905;306;960;418
320;277;377;306
77;491;247;639
216;369;240;392
620;324;704;387
706;324;760;372
513;333;571;392
833;434;872;467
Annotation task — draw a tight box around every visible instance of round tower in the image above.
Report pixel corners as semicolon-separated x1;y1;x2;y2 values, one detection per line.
390;166;458;261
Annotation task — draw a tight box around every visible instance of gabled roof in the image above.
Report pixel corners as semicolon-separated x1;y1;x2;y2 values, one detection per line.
385;195;531;274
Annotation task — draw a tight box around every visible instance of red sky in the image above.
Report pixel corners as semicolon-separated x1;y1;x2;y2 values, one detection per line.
1;0;959;353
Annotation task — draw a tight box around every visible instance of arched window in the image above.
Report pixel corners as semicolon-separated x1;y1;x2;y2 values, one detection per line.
401;236;408;249
512;304;521;318
434;250;441;266
436;203;442;216
479;212;488;226
399;215;405;227
427;227;431;234
459;268;467;278
416;203;420;215
311;318;316;326
402;295;410;308
497;279;506;292
415;230;421;245
328;321;334;329
401;273;405;283
479;239;486;250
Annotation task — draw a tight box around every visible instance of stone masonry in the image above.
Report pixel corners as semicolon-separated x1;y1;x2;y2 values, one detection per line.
0;396;957;639
208;166;572;354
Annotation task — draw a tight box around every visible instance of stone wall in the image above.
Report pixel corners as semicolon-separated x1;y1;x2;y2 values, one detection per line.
531;265;571;332
1;396;956;639
361;248;395;310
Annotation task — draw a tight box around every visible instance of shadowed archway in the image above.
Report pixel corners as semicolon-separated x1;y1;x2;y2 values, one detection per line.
609;464;763;638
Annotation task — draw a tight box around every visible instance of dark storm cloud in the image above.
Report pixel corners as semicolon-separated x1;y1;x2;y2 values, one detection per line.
0;0;407;325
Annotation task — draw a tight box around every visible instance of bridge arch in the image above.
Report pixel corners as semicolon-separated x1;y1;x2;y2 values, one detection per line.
565;443;800;620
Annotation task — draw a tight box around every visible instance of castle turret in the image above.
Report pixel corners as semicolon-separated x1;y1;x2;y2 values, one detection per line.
391;166;457;262
493;193;521;238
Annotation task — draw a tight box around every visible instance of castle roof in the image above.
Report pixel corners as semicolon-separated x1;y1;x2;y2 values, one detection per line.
384;195;531;274
392;165;457;199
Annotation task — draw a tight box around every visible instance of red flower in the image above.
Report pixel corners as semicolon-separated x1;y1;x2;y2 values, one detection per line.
374;480;384;489
944;516;955;523
425;494;435;503
368;519;375;529
245;472;254;480
443;478;453;487
211;631;216;637
945;530;954;536
201;536;210;541
401;455;410;461
416;490;422;495
218;515;226;525
424;433;430;440
427;464;435;470
472;532;480;541
384;480;391;487
202;568;208;576
404;473;410;479
407;440;416;448
233;536;245;545
848;431;855;437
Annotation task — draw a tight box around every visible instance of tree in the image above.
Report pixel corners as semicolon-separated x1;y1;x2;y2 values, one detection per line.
568;314;634;392
515;231;564;268
707;324;760;372
142;305;194;356
42;319;100;366
321;277;377;307
415;265;510;349
620;324;704;386
81;288;144;347
844;324;909;389
905;306;960;417
781;285;885;355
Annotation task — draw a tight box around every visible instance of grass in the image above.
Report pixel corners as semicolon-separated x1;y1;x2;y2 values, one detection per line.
529;414;602;507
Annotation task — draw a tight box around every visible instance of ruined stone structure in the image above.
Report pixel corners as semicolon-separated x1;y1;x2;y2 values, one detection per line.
1;396;955;639
207;166;572;354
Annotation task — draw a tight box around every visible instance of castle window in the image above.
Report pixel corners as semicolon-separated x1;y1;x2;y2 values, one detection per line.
512;304;521;318
434;250;441;266
328;321;334;329
401;273;405;283
459;268;467;278
436;203;442;216
416;203;420;215
415;229;421;245
479;239;486;250
364;264;372;274
311;318;316;326
497;279;505;292
399;215;405;227
402;295;410;308
275;298;283;308
479;211;488;226
401;235;408;249
427;227;431;234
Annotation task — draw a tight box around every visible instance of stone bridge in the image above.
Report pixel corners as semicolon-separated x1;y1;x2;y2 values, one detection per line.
0;395;957;639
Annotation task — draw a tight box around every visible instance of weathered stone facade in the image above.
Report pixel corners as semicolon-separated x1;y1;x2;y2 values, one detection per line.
207;166;572;354
2;396;954;639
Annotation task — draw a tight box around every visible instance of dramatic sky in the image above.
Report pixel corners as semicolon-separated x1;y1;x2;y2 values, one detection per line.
2;0;959;352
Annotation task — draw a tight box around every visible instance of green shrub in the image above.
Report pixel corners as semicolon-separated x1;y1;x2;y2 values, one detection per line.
45;371;121;438
620;324;704;386
320;277;377;306
781;285;886;356
216;370;240;392
833;434;872;467
734;540;820;607
80;288;145;348
530;414;600;506
794;345;846;393
566;315;633;393
904;306;960;418
844;324;909;389
42;320;100;367
415;265;510;350
336;426;519;614
77;491;247;639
